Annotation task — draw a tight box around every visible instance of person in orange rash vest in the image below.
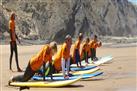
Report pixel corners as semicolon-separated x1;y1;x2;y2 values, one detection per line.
80;37;91;64
9;12;22;72
72;33;83;67
8;42;57;84
53;35;72;79
89;35;102;61
52;47;62;73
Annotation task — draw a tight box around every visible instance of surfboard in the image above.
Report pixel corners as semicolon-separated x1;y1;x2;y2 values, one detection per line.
53;67;100;76
69;65;97;71
87;55;113;63
93;56;113;65
9;76;81;87
33;72;103;81
71;55;113;67
39;65;97;75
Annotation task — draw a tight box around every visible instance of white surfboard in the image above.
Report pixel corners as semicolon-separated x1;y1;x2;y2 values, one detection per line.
93;56;113;65
71;55;113;67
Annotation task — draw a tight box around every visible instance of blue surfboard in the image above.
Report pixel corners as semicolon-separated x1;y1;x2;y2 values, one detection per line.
69;65;97;71
33;72;103;81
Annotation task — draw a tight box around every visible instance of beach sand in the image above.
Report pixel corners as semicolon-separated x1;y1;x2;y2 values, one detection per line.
0;44;136;91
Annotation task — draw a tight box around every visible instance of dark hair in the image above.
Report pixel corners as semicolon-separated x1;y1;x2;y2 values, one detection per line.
78;33;83;40
10;12;15;20
85;37;90;42
94;35;97;38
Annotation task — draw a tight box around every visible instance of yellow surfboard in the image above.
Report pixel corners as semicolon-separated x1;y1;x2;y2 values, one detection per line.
10;76;81;87
53;67;100;76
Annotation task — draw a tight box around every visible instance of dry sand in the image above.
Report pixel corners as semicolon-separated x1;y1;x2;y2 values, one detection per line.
0;44;136;91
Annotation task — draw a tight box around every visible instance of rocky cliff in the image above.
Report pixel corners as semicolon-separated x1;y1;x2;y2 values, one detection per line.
0;0;137;43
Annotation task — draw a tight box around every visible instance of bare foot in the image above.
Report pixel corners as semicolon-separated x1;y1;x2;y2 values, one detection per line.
17;68;23;72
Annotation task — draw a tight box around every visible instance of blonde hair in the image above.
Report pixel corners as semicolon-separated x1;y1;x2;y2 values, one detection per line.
50;41;57;52
65;34;72;42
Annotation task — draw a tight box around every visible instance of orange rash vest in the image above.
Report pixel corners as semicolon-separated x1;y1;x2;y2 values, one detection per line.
29;45;52;71
53;43;71;71
9;20;16;41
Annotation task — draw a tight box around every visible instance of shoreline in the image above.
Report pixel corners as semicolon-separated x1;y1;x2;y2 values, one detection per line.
1;41;136;48
1;36;137;47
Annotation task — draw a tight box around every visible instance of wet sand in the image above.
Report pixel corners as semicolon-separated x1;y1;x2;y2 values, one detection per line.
0;44;136;91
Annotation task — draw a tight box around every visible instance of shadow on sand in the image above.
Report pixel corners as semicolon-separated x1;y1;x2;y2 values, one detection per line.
6;84;84;91
82;78;105;81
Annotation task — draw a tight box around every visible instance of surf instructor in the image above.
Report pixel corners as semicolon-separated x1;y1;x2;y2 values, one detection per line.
9;12;22;72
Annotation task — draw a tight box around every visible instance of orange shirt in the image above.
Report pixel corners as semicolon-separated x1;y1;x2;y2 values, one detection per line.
72;39;81;63
9;20;16;41
74;40;81;50
61;43;70;60
80;42;91;59
53;43;71;71
53;48;62;71
89;40;101;49
29;45;52;71
89;40;96;48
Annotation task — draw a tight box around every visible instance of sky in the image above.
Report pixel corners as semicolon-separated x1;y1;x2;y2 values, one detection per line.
128;0;137;5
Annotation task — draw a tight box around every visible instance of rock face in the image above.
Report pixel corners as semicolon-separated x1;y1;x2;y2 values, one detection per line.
0;0;137;43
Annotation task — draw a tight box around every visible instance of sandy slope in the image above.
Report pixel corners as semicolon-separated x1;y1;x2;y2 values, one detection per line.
0;45;136;91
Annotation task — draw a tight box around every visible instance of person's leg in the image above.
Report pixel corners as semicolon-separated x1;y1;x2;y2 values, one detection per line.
69;57;73;65
52;65;56;74
84;52;88;63
94;48;98;61
91;48;94;60
94;48;96;58
86;52;89;63
75;49;79;67
48;63;53;80
14;42;22;71
83;51;86;62
92;48;95;61
77;52;82;67
22;63;35;82
66;58;70;75
9;42;13;70
10;63;35;82
61;58;66;77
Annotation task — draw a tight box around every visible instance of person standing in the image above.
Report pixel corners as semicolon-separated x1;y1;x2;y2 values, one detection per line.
9;12;22;72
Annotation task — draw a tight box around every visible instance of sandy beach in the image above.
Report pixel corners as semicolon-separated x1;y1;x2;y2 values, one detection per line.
0;44;136;91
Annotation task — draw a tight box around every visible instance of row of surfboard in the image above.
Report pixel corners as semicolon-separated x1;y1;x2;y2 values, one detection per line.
9;55;113;88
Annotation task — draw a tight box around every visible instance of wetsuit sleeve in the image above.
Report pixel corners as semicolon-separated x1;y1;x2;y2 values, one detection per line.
15;34;20;43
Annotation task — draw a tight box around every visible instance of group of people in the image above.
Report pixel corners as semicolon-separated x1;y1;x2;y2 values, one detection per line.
8;12;102;84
